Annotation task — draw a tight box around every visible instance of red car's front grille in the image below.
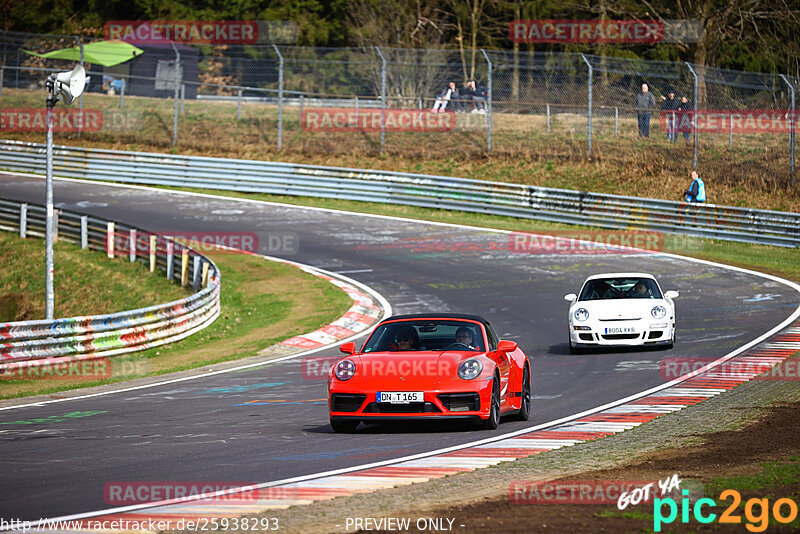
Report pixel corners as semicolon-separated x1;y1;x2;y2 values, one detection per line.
362;402;441;414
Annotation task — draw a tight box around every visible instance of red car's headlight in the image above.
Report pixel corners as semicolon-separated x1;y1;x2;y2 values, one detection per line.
458;359;483;380
334;359;356;381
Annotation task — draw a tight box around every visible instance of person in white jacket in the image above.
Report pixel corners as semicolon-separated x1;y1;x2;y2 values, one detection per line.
432;82;457;112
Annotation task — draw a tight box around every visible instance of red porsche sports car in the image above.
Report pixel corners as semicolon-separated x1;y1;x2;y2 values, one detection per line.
328;314;531;433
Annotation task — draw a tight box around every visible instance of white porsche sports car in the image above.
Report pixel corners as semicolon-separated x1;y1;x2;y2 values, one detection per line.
564;273;678;353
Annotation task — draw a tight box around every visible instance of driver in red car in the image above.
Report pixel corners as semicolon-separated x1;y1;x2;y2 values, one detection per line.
455;326;478;350
390;326;425;351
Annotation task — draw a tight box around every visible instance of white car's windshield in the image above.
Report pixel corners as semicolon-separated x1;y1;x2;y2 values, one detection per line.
362;320;485;352
579;278;662;301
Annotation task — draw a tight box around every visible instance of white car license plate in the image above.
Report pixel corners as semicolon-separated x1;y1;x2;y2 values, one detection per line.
605;327;636;334
377;391;424;404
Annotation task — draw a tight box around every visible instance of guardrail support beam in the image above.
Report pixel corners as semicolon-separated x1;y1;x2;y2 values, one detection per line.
19;203;27;238
149;235;157;272
193;256;201;290
166;238;174;280
129;229;137;262
106;222;115;258
80;216;87;249
181;248;189;287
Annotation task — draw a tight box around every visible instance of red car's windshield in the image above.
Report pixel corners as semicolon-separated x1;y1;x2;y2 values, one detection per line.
362;320;485;352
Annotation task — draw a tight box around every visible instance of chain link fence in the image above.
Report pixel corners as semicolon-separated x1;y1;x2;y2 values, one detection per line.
0;30;797;188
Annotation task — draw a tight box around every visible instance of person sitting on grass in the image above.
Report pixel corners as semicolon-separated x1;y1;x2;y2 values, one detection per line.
683;170;706;203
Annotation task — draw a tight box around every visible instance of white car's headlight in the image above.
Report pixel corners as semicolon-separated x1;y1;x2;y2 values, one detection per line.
573;308;589;322
651;305;667;319
334;359;356;381
458;359;483;380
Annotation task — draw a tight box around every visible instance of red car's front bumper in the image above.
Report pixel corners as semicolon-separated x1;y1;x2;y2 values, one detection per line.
329;379;494;422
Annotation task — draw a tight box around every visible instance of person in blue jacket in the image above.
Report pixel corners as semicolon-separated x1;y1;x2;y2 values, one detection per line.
683;170;706;202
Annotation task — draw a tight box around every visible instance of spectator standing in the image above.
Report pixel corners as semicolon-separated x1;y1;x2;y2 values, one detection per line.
683;170;706;202
677;96;693;140
660;90;679;142
432;82;458;113
635;83;656;138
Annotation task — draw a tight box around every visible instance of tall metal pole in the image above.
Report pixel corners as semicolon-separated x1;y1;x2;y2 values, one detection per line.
685;62;699;169
375;47;387;155
273;45;284;151
171;43;180;147
481;49;493;154
581;55;593;158
780;74;796;185
45;82;56;320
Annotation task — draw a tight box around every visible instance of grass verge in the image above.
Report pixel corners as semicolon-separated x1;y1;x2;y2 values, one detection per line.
0;243;352;399
0;231;188;321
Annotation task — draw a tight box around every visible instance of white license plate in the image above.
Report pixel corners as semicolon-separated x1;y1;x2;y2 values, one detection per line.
377;391;424;404
605;327;636;334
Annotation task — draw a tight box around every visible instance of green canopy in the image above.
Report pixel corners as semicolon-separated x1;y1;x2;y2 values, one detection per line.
23;40;143;67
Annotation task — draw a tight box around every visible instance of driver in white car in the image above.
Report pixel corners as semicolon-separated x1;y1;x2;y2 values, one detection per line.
628;281;651;298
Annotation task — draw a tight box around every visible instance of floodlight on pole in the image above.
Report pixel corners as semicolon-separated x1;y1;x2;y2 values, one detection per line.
44;64;85;320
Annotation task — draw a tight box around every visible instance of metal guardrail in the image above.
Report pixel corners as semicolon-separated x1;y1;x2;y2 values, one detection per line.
0;139;798;247
0;197;221;370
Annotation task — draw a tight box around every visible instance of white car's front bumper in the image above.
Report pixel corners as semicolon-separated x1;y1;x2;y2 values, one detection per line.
568;319;674;347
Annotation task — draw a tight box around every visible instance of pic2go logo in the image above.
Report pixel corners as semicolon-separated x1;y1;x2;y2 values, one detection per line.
654;489;799;532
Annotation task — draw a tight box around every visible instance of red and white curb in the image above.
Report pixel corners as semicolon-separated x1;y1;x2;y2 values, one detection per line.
16;323;799;533
274;271;381;351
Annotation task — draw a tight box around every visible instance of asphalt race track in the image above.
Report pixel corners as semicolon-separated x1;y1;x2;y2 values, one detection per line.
1;172;798;522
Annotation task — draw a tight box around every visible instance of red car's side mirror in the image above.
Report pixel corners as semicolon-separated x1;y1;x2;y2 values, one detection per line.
497;340;518;353
339;342;356;354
